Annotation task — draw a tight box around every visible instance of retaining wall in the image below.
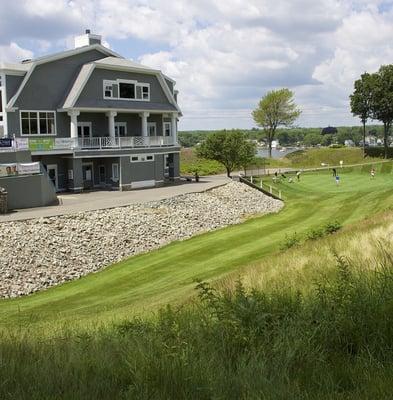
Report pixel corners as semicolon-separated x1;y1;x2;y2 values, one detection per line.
0;173;58;210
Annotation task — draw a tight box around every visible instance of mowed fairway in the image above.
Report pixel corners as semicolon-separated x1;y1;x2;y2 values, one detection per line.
1;163;393;330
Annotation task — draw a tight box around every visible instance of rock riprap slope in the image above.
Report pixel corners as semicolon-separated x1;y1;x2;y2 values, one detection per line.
0;182;283;298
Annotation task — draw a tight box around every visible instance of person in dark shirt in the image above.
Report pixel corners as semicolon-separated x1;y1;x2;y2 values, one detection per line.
332;168;337;177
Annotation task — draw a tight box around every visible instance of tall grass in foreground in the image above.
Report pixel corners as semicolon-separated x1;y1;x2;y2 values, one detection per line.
1;248;393;399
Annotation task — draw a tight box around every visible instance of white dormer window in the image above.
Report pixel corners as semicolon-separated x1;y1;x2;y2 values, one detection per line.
104;82;113;98
103;79;150;101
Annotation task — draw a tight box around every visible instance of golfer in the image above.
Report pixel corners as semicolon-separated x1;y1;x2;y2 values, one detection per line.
371;168;375;179
296;171;301;181
332;168;337;177
335;175;340;185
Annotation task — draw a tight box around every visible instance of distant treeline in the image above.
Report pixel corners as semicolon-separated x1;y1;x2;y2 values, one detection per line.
179;125;387;147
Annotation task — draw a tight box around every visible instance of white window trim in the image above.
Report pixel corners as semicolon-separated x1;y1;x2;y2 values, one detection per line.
147;122;157;137
103;79;150;102
112;163;120;182
20;110;57;137
163;121;171;137
103;80;114;99
82;162;94;184
114;122;127;137
130;154;155;163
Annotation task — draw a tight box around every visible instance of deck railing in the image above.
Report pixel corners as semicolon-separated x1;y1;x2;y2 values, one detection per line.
10;136;177;152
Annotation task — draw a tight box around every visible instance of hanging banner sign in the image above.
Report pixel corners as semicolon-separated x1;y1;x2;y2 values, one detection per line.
0;164;17;177
18;162;41;175
28;138;54;151
15;138;28;150
0;138;13;148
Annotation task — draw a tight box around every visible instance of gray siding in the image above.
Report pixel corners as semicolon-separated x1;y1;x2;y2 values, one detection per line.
75;68;176;111
148;114;163;136
14;50;107;110
154;154;165;182
6;75;25;101
164;78;174;94
116;113;141;135
0;150;31;163
68;158;83;191
119;153;167;189
78;112;108;137
8;50;109;137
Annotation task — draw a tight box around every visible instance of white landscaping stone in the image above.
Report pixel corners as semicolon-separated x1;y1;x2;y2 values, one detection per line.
0;182;283;298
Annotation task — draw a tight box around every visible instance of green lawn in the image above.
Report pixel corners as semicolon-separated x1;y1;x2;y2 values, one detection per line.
1;163;393;331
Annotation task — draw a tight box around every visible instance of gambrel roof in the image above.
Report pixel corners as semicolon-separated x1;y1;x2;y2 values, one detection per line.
6;44;121;109
61;56;181;114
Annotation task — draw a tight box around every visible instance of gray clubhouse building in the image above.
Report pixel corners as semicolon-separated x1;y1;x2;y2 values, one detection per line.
0;31;181;192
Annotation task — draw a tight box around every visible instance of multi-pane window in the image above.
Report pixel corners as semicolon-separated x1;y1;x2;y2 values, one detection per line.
119;82;135;99
104;82;113;98
21;111;55;135
164;122;171;137
103;79;150;101
130;154;154;163
147;122;156;136
115;122;127;137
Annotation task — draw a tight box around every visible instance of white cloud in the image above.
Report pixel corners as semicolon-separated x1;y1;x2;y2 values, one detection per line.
0;42;33;63
2;0;393;128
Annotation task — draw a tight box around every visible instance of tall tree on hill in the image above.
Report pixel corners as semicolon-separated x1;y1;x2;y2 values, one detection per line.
350;72;374;157
252;88;301;157
370;65;393;158
196;130;256;177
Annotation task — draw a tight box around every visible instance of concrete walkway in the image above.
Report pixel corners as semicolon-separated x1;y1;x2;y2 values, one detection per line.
0;175;230;223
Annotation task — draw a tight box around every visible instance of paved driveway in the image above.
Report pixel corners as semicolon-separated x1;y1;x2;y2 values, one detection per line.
0;175;230;222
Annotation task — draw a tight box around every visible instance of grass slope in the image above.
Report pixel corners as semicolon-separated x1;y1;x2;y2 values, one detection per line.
1;164;393;331
2;207;393;399
284;147;382;167
181;146;383;174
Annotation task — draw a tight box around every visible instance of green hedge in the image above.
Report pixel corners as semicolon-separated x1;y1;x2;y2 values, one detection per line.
365;147;393;158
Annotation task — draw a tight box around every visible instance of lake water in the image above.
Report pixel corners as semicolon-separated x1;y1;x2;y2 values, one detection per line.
257;147;300;159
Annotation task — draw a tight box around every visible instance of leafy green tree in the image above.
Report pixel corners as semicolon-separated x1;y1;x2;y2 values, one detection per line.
196;130;256;177
252;88;301;157
303;132;321;147
320;134;333;147
350;73;374;157
369;66;393;158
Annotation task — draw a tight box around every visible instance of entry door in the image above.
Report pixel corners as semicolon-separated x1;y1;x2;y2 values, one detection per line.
147;122;157;137
99;165;106;185
115;123;127;138
82;163;93;189
77;122;92;139
47;164;58;191
164;154;169;178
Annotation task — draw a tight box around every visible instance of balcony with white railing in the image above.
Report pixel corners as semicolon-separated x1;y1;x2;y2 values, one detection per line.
12;135;177;152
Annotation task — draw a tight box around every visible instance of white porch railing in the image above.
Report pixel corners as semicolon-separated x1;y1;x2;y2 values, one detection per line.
12;136;177;152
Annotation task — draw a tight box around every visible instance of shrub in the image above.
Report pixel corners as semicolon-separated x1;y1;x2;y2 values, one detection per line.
280;232;301;250
324;220;342;234
365;146;393;158
306;228;324;240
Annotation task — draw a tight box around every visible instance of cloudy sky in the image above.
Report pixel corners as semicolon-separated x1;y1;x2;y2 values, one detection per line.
1;0;393;130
